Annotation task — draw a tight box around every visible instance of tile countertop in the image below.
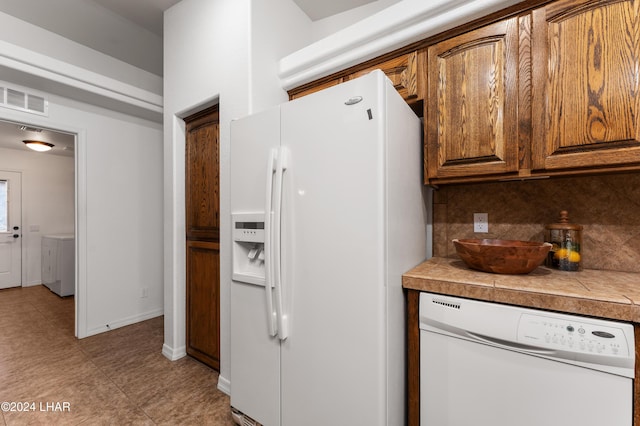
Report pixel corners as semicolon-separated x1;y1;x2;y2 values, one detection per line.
403;257;640;323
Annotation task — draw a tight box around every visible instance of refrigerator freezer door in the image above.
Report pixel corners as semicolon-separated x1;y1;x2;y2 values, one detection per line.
230;283;281;426
279;71;389;426
230;107;282;426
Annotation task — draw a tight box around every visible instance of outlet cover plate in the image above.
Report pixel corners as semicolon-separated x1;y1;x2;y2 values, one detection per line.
474;213;488;233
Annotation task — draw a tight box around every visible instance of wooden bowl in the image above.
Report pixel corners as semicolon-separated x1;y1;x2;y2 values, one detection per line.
453;239;552;274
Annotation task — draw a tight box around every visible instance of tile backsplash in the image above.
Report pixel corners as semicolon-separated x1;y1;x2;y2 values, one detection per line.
432;172;640;273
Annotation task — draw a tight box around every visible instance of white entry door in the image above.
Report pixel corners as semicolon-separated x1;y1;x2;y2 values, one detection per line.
0;171;22;289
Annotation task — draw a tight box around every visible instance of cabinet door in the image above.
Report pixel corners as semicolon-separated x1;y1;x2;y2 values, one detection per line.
532;0;640;171
426;18;521;181
185;107;220;241
185;106;220;370
186;240;220;370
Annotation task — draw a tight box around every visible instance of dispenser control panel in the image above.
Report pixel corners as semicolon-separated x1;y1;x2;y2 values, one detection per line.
232;213;266;285
234;219;265;243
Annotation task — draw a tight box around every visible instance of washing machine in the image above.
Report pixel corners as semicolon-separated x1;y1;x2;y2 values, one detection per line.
42;234;75;296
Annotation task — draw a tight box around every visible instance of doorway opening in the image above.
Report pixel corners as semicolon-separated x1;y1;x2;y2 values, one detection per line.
0;118;77;337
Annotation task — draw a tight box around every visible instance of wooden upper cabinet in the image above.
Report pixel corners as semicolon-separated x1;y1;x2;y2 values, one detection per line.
288;0;640;184
346;51;419;102
288;51;422;105
532;0;640;171
426;17;523;182
289;77;343;100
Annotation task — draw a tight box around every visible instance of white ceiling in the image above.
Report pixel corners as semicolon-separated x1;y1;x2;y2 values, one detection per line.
0;120;75;157
0;0;376;155
293;0;377;20
0;0;181;76
91;0;183;36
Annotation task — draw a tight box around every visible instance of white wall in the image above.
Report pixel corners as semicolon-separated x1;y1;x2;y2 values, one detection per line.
163;0;311;392
0;147;74;286
250;0;311;112
76;99;163;335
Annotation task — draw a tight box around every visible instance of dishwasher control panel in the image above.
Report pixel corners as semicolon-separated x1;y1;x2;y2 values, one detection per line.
517;313;631;357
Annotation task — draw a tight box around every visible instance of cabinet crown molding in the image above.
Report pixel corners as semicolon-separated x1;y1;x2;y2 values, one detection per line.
278;0;523;90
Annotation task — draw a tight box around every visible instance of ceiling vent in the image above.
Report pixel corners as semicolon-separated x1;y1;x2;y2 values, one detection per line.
0;82;48;116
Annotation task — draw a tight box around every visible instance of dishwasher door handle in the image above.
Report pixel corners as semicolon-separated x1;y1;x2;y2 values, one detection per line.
465;331;556;356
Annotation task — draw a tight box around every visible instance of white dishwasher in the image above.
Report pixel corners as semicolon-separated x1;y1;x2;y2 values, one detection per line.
419;292;635;426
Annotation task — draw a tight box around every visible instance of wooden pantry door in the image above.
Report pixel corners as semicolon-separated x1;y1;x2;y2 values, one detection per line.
185;105;220;370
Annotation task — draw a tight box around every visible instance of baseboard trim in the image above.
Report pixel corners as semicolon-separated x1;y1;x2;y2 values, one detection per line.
83;308;163;338
217;375;231;396
162;343;186;361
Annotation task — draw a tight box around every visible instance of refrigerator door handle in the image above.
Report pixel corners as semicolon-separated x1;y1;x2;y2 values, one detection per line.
273;146;289;341
264;148;278;337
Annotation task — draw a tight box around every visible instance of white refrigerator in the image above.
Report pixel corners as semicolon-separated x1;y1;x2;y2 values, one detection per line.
230;70;430;426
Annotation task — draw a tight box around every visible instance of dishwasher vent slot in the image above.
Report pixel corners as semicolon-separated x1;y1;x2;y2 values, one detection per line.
432;298;461;310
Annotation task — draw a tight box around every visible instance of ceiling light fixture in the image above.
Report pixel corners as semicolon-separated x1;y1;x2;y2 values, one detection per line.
23;140;54;152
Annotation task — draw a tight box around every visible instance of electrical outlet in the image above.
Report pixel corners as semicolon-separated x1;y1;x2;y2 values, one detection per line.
474;213;488;233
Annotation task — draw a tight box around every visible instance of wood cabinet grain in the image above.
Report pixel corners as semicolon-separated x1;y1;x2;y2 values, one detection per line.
289;0;640;184
185;106;221;370
186;240;220;370
426;17;522;181
424;0;640;184
347;51;419;101
288;51;422;107
531;0;640;171
185;107;220;241
289;77;343;100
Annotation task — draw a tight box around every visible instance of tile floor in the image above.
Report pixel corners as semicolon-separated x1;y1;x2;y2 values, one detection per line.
0;285;235;425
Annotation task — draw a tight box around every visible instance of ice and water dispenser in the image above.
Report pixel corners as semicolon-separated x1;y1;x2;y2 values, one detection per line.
232;213;265;285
